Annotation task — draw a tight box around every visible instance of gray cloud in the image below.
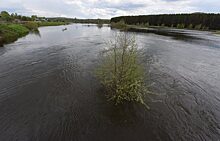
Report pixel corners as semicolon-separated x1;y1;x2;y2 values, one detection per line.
0;0;219;19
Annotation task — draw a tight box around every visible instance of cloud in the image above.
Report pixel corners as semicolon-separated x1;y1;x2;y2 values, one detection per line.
0;0;219;19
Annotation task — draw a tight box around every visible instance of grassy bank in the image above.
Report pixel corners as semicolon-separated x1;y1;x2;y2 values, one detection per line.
0;24;29;46
0;21;66;46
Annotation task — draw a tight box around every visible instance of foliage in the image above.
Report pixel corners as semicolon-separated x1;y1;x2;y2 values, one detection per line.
0;10;109;25
111;13;220;30
111;20;128;30
177;23;185;29
0;11;35;22
0;10;69;46
194;24;202;30
0;24;29;45
96;33;148;107
145;22;150;27
31;15;37;21
21;16;32;21
188;24;193;29
1;11;12;21
6;24;29;36
48;17;110;24
161;23;165;27
24;21;39;30
138;22;149;28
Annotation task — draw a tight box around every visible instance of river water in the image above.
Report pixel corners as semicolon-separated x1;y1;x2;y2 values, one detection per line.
0;24;220;141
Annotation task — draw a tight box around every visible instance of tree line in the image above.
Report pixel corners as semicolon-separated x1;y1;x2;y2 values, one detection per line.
111;13;220;30
0;11;110;24
47;17;110;24
0;11;48;22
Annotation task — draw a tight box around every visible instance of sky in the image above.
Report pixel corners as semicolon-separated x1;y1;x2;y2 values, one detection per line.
0;0;219;19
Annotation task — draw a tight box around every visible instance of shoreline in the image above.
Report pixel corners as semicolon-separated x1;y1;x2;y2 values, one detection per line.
0;22;66;47
111;24;218;36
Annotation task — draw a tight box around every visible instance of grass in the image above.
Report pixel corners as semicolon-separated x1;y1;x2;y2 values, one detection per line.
96;33;149;108
0;24;29;46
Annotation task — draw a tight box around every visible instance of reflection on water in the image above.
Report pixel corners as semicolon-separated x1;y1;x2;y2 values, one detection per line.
0;24;220;141
30;30;41;37
127;27;207;42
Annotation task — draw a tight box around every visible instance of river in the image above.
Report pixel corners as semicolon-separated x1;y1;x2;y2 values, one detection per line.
0;24;220;141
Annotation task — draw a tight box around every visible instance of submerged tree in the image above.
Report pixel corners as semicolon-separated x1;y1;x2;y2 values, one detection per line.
96;33;148;107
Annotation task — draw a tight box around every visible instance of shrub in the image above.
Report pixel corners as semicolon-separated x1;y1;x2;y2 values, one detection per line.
0;11;12;21
111;20;127;30
96;33;148;107
195;24;202;30
145;22;150;27
188;24;193;29
24;21;38;31
177;23;185;29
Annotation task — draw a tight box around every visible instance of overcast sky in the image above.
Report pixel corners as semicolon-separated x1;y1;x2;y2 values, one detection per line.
0;0;219;19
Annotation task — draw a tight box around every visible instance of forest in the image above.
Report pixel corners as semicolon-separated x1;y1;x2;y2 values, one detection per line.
111;13;220;30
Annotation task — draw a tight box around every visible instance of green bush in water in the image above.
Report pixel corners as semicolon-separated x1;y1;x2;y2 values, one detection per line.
96;33;148;107
111;20;127;30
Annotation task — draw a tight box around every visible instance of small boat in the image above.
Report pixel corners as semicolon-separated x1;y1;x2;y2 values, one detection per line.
62;28;67;31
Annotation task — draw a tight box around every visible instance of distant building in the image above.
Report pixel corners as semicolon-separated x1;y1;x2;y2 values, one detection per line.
35;18;41;21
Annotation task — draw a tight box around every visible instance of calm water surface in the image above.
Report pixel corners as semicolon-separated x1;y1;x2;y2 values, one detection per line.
0;24;220;141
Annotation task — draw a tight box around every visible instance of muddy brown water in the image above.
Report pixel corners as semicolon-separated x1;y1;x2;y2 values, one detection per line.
0;24;220;141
